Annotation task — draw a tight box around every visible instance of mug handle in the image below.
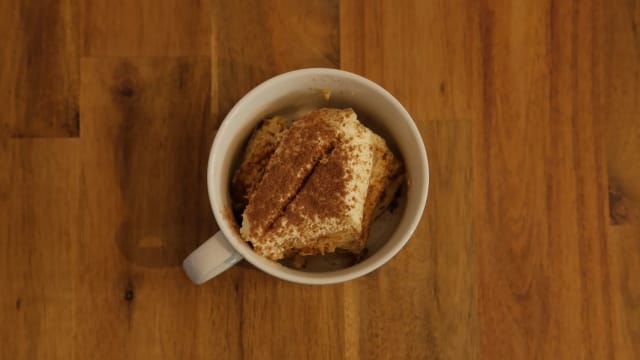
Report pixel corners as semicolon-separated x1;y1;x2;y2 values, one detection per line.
183;231;244;284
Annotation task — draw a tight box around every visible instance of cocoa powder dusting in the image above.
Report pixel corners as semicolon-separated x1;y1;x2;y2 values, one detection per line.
242;110;341;239
283;145;349;227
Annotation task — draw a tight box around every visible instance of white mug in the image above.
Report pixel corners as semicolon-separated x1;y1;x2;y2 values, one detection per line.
183;68;429;285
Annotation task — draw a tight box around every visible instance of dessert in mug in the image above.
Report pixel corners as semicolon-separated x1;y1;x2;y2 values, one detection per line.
231;108;404;266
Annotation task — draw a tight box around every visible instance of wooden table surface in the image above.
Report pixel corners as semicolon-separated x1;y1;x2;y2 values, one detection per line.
1;1;639;359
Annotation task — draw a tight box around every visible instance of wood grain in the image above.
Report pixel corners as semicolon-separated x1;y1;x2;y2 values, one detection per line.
340;0;482;122
421;121;476;360
0;0;79;137
1;0;638;359
0;139;79;358
477;0;615;358
604;0;640;226
601;0;640;357
75;57;231;359
79;0;211;56
213;0;339;115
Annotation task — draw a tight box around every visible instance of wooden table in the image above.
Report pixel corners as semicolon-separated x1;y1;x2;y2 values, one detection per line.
1;1;638;359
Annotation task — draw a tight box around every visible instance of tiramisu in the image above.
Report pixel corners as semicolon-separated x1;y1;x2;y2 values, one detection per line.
232;108;403;262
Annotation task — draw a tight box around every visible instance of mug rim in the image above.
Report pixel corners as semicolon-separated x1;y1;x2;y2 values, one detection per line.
207;68;429;284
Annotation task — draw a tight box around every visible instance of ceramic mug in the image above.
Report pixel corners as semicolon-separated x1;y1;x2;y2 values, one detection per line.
183;68;429;285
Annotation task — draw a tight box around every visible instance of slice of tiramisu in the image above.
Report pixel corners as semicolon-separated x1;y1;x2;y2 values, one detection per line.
255;109;376;259
239;109;343;246
235;108;403;261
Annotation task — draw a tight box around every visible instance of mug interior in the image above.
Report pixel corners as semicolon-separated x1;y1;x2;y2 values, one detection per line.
208;68;428;284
